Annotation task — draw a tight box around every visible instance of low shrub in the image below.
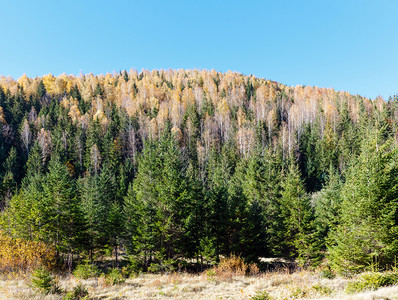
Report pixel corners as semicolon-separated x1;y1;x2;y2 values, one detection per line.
105;268;125;285
64;283;89;300
289;286;309;298
148;258;177;273
30;267;61;295
345;271;398;294
250;290;272;300
312;284;332;295
122;255;143;277
205;255;260;281
205;268;216;281
319;268;336;279
73;261;100;279
248;262;260;276
0;231;57;273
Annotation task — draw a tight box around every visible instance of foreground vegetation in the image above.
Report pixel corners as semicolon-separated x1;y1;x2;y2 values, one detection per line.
2;261;398;299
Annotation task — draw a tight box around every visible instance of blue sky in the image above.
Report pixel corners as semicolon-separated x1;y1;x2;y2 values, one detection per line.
1;0;398;99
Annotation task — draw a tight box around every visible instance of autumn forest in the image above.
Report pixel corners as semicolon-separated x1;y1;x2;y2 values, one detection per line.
1;69;398;276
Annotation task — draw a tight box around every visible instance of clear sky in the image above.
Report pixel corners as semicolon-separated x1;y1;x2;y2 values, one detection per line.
1;0;398;99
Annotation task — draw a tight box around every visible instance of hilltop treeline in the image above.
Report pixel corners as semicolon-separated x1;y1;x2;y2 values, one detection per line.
0;69;398;272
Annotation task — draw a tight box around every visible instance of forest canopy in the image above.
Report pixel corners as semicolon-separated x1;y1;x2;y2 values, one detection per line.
0;69;397;273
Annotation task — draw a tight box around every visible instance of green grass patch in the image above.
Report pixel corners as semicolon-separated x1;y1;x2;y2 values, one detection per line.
345;271;398;294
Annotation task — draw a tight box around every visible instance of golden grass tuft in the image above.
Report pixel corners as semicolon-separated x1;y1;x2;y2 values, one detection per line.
205;254;259;281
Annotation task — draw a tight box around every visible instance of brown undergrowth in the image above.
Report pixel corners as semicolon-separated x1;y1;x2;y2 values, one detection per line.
204;255;260;281
0;231;57;274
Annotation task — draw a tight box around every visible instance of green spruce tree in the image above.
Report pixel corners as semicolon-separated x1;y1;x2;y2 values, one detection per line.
329;131;398;273
280;161;317;265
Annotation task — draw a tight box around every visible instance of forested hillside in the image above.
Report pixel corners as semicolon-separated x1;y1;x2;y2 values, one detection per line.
1;69;398;273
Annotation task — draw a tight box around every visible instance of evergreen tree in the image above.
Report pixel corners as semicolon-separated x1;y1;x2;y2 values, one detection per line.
329;131;398;273
280;161;317;264
37;80;46;99
126;134;199;266
313;165;343;252
237;150;284;257
1;144;46;238
123;183;138;254
238;200;267;262
107;200;124;266
180;163;206;260
79;173;108;258
205;145;237;258
41;156;84;270
123;182;156;268
1;147;18;200
0;174;44;240
25;143;44;181
299;124;324;193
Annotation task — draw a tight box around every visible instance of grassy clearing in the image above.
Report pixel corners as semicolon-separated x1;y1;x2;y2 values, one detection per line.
1;269;398;299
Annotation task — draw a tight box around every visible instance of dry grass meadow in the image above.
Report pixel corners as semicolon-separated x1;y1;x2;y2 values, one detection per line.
1;269;398;300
